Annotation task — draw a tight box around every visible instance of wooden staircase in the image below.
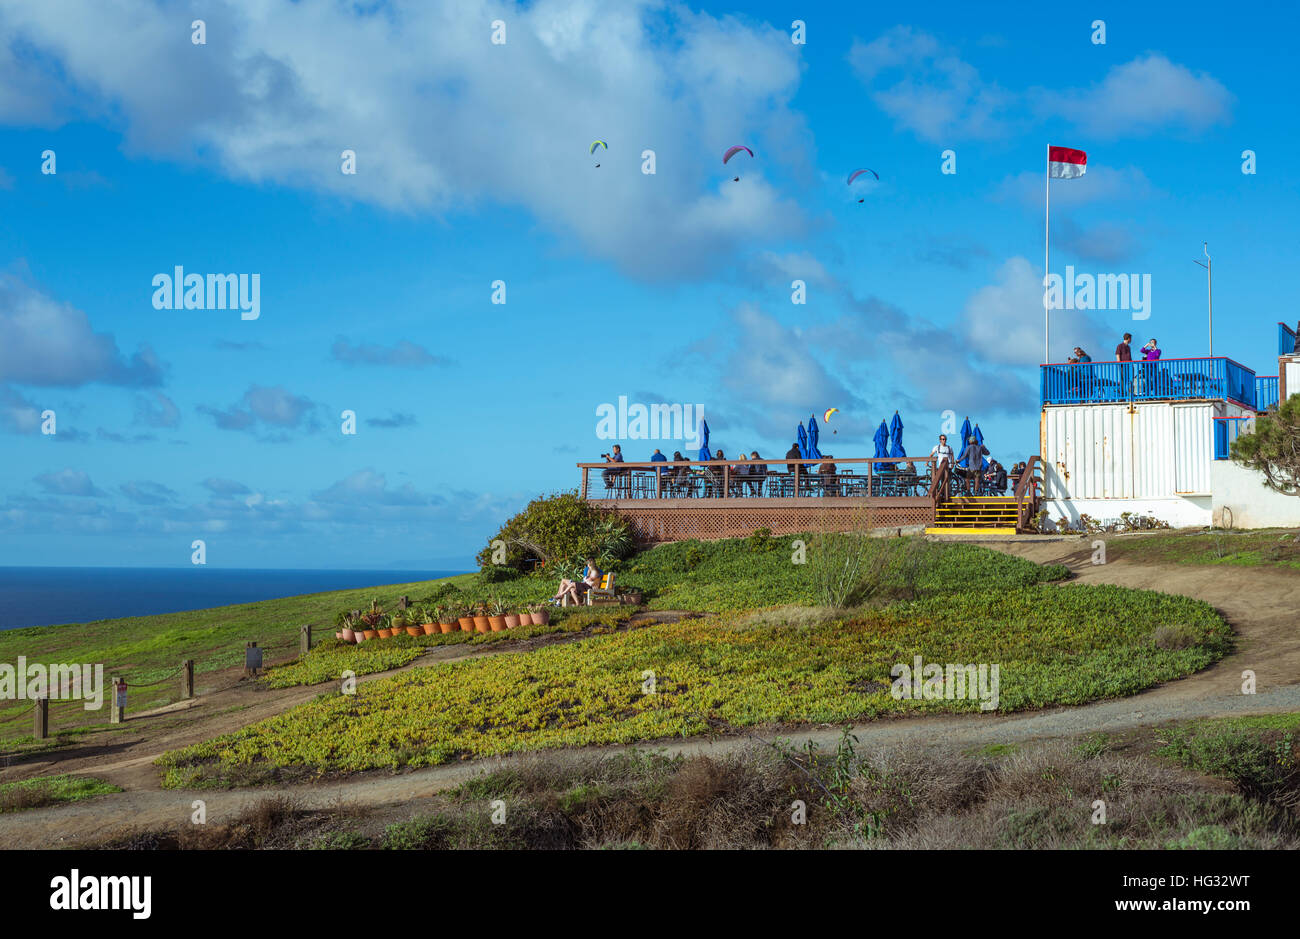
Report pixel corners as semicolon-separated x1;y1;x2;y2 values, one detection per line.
926;495;1019;535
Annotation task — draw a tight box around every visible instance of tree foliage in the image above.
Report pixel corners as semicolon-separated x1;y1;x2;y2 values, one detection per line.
1231;395;1300;496
476;491;635;573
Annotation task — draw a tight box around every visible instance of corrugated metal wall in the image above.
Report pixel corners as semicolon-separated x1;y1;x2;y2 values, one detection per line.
1041;401;1218;499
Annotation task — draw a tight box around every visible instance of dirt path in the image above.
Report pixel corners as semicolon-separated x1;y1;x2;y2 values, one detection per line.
1;548;1296;847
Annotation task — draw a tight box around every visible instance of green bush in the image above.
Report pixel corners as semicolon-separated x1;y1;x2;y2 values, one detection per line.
476;492;634;574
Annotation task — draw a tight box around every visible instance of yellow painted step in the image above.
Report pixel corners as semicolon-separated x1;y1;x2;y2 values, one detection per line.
925;527;1018;535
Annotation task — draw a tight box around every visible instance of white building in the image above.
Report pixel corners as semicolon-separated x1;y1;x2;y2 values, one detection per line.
1038;325;1300;529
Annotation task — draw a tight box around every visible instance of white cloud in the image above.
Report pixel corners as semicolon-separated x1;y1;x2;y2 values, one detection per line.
33;468;103;497
1034;53;1234;138
850;28;1232;143
0;275;164;387
0;0;811;279
331;338;447;369
960;257;1109;367
198;384;321;435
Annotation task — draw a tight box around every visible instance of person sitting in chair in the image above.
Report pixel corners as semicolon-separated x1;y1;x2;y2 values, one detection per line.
600;445;625;492
555;558;601;606
818;455;839;496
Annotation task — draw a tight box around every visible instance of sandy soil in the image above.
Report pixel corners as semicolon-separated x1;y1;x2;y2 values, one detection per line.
1;545;1296;848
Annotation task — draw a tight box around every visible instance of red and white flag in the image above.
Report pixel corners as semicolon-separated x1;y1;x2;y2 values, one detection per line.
1048;146;1087;179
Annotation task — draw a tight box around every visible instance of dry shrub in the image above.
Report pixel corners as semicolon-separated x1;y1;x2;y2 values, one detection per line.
176;795;300;849
1150;625;1196;651
731;605;843;632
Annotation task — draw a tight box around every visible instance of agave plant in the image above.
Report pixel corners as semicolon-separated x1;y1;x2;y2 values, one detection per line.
488;597;509;617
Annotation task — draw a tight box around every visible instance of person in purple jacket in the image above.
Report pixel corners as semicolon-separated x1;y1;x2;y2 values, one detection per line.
1138;338;1161;396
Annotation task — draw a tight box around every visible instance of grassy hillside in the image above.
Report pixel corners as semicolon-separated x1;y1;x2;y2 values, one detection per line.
158;583;1230;783
0;535;1067;738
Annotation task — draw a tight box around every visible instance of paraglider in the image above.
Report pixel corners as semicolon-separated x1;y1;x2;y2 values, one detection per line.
590;139;607;167
847;168;879;202
723;145;753;181
823;407;838;424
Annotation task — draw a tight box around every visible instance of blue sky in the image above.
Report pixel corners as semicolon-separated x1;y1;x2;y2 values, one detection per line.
0;0;1295;569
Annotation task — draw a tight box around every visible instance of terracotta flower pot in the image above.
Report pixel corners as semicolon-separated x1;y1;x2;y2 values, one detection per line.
377;628;392;639
488;616;507;632
406;626;423;637
458;617;475;633
362;629;378;641
504;614;521;629
422;622;437;635
532;609;551;626
439;621;455;634
340;628;354;642
473;615;491;633
518;612;534;627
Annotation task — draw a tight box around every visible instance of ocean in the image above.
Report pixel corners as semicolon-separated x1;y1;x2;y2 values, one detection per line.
0;567;466;631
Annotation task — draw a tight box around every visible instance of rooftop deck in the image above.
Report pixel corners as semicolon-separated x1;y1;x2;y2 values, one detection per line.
1040;356;1257;410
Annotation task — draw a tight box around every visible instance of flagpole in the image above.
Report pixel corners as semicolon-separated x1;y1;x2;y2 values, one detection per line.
1044;144;1050;364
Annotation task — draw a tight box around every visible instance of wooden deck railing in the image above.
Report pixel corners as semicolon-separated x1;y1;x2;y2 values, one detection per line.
579;456;938;501
1013;456;1043;533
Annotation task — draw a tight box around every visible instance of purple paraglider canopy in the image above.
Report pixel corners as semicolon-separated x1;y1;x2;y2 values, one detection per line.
723;145;754;164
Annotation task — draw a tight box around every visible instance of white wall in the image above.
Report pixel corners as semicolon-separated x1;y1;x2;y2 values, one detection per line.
1042;497;1211;530
1211;460;1300;528
1040;400;1234;500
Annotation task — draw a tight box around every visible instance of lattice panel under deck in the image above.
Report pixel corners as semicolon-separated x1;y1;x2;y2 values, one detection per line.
590;498;934;543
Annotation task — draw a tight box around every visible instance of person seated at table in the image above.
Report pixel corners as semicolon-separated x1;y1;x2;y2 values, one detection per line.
730;457;749;496
785;443;802;474
600;445;625;490
897;460;918;493
669;451;690;494
555;558;601;606
706;450;726;497
986;459;1008;494
747;451;768;495
818;455;838;496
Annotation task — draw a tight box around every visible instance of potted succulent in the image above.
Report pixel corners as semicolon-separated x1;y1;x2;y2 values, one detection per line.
504;605;521;629
418;604;438;636
377;611;396;639
529;603;551;626
517;607;534;627
435;604;456;634
472;601;491;634
457;603;476;633
487;598;508;632
336;610;358;643
359;598;384;640
405;606;427;637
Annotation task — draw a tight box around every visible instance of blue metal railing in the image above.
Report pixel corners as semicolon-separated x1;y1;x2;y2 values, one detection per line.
1280;322;1297;356
1256;375;1279;411
1213;416;1252;460
1041;357;1256;409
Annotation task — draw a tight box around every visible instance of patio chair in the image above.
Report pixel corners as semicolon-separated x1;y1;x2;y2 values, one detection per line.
586;571;617;605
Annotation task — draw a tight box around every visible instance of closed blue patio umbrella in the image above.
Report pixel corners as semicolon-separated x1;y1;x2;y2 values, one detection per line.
872;420;890;458
796;422;809;458
888;411;906;459
807;414;823;459
956;416;974;467
697;418;711;461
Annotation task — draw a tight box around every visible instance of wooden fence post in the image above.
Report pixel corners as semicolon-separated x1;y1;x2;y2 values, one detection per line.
244;641;262;677
794;463;800;498
300;624;312;655
109;677;125;724
182;659;194;700
33;695;48;739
